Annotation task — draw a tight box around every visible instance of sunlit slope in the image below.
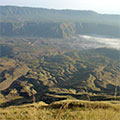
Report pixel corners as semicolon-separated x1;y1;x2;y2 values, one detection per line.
0;41;120;102
0;58;29;91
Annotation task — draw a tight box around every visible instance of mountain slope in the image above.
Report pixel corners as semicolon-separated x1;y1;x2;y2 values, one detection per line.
0;6;120;24
0;22;120;38
0;37;120;104
0;6;120;105
0;6;120;38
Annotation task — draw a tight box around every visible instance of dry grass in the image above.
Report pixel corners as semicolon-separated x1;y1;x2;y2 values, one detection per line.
50;100;120;110
0;100;120;120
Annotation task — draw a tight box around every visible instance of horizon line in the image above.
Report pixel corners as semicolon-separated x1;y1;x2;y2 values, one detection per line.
0;5;120;15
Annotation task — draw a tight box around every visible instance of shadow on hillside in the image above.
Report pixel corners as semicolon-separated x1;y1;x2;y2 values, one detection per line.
0;77;66;108
1;76;120;108
50;91;120;101
0;44;13;58
0;93;66;108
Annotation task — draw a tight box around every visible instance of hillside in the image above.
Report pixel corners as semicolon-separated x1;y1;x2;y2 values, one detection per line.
0;6;120;107
0;36;120;106
0;6;120;23
0;6;120;38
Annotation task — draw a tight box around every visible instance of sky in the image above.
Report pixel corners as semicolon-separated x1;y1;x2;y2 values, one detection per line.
0;0;120;14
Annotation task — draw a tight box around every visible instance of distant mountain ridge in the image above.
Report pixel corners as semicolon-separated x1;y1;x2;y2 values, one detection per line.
0;6;120;38
0;6;120;23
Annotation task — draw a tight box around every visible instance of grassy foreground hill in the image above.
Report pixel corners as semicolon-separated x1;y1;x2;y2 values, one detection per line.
0;100;120;120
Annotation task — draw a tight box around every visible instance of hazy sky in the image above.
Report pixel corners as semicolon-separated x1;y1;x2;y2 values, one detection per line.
0;0;120;14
